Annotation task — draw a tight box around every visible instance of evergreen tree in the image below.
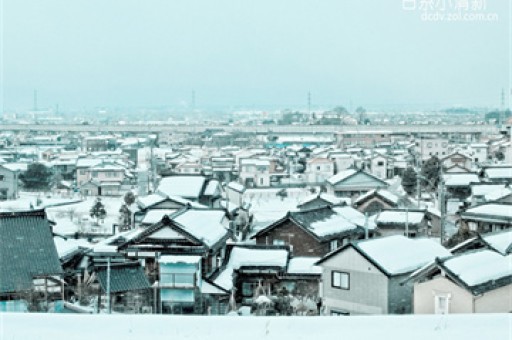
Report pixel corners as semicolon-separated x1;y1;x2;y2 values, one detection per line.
19;163;52;190
401;167;417;195
90;198;107;225
420;156;441;191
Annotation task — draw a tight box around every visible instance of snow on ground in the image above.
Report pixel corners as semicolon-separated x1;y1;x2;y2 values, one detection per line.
0;192;82;212
46;196;129;236
1;313;510;340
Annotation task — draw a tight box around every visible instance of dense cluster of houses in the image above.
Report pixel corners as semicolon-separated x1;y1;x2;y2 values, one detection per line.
0;127;511;315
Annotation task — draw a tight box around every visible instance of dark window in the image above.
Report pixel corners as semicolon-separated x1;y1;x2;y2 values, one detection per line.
331;271;350;290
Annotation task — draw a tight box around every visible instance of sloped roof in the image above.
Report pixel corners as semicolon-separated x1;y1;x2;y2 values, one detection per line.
317;235;450;277
438;249;512;295
96;263;151;293
157;176;207;199
0;210;63;294
327;169;388;187
353;188;401;207
254;205;367;241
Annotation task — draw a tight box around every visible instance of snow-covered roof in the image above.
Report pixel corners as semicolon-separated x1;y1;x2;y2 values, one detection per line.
308;211;358;237
214;247;289;290
463;203;512;220
173;210;228;247
357;235;451;275
204;180;221;196
376;210;425;225
483;230;512;255
287;257;322;275
444;173;480;187
443;250;512;287
2;163;28;172
353;188;400;206
137;194;166;209
471;184;507;197
227;181;245;193
157;176;206;198
326;169;357;185
141;209;178;225
53;237;91;259
485;167;512;179
298;193;347;207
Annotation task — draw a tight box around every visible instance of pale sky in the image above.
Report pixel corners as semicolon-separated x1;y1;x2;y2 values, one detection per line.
1;0;511;111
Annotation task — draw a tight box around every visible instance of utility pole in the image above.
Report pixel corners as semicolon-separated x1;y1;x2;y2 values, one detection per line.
364;212;369;239
106;256;111;314
416;173;421;209
438;167;446;245
405;207;409;238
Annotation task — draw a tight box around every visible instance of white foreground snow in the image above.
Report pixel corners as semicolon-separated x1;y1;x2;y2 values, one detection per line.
0;313;510;340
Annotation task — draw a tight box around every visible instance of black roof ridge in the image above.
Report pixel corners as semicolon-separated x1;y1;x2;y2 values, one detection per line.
0;209;46;218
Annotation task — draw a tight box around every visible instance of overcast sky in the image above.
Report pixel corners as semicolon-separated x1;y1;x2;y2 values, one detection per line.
1;0;510;111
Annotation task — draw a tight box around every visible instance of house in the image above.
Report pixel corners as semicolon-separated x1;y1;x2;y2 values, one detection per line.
481;166;512;183
443;172;480;200
459;202;512;234
352;188;403;215
470;143;488;164
0;164;19;200
239;158;271;188
469;183;510;205
252;205;373;257
367;153;391;180
441;152;473;170
157;254;230;315
0;210;63;307
296;193;349;210
326;169;389;200
94;261;152;313
156;175;222;207
212;244;321;311
374;209;430;238
119;208;231;277
411;249;512;314
415;137;451;160
304;158;334;184
315;235;450;315
225;181;246;207
158;255;203;314
328;152;355;173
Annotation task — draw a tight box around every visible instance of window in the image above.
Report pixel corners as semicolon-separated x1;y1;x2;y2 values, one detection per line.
330;240;338;251
92;171;98;178
377;161;384;166
0;175;4;181
331;271;350;290
273;239;285;246
435;294;451;314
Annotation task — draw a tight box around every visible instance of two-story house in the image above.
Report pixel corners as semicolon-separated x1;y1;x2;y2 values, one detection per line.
315;235;450;315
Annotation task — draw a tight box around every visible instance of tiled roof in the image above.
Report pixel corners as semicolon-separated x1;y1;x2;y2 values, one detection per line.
96;263;151;293
0;210;63;294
